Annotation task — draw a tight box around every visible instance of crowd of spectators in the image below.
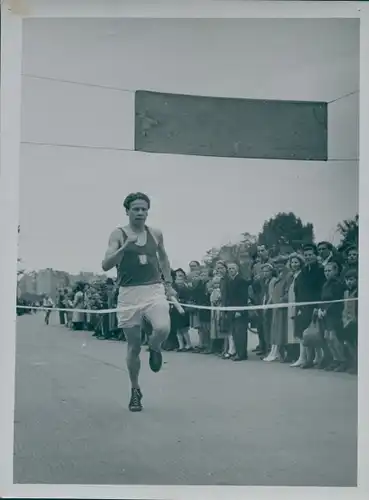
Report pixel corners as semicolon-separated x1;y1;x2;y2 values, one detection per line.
24;240;358;375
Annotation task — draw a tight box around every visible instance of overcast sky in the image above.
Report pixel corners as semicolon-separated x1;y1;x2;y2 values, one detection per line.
18;146;357;275
16;18;359;276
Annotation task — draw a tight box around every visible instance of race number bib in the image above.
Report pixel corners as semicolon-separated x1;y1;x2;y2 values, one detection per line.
138;254;148;265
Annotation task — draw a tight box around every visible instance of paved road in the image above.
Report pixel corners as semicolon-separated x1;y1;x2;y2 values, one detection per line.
14;313;357;486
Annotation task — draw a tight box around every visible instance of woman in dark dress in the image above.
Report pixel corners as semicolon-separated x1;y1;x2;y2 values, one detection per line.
172;269;192;351
163;269;179;351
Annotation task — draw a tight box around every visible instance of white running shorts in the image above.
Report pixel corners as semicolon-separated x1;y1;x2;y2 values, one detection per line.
116;283;170;329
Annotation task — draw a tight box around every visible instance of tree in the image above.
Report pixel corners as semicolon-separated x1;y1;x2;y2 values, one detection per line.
258;212;314;253
203;232;257;279
337;214;358;251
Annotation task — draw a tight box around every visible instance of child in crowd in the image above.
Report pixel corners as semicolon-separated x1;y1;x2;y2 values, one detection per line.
341;268;358;374
173;269;193;352
318;261;346;372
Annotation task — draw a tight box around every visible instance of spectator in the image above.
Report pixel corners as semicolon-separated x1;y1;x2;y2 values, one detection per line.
263;255;290;362
65;289;74;328
163;270;180;352
342;245;358;277
57;288;66;325
250;245;271;356
172;269;193;351
187;261;201;332
341;268;358;374
259;263;275;356
286;253;304;364
210;275;225;354
226;262;249;361
318;261;346;372
72;282;85;331
297;244;326;369
192;269;211;354
106;278;118;338
317;241;341;268
213;260;230;355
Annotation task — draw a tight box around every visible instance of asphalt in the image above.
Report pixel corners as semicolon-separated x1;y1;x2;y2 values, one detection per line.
13;312;357;486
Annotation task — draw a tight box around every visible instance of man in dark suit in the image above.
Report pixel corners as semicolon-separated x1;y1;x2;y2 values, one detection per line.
297;244;327;368
226;262;250;361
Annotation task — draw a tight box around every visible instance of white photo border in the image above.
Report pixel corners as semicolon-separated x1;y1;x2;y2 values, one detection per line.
0;1;367;499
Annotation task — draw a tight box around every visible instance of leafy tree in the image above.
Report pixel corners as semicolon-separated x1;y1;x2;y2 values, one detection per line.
258;212;314;253
337;214;358;251
203;232;257;279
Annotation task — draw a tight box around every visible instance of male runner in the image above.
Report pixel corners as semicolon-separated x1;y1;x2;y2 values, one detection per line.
102;192;175;412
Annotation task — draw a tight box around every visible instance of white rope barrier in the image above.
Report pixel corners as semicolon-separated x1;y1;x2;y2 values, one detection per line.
16;297;358;315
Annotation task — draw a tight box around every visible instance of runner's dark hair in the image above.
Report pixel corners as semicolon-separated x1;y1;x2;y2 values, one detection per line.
123;192;151;210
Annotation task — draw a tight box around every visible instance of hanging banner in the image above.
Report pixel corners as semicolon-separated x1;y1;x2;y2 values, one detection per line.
135;90;327;161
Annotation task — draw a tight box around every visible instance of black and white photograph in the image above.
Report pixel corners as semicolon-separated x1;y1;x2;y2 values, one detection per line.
2;7;362;493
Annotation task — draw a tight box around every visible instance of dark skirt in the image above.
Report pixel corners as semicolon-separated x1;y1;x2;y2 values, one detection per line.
171;306;190;330
338;321;357;344
294;305;315;339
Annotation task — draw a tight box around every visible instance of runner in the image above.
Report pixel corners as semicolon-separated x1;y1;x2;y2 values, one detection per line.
43;295;54;325
102;192;175;412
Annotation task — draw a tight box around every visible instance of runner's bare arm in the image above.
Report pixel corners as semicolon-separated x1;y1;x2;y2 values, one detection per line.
155;229;172;285
101;228;126;272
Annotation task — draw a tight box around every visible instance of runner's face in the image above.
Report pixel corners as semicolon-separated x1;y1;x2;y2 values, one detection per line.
128;199;149;225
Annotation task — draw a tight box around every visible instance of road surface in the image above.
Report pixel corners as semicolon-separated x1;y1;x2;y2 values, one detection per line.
14;313;357;486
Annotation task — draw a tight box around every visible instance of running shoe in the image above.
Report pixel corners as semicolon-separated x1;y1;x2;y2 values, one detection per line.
129;388;143;412
149;348;163;373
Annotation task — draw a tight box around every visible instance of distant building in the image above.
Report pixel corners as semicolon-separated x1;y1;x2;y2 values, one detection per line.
19;269;107;301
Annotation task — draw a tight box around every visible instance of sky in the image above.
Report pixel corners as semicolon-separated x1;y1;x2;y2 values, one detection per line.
18;146;358;275
16;18;359;276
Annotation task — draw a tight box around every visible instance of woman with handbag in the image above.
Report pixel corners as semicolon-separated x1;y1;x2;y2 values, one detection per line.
263;255;290;362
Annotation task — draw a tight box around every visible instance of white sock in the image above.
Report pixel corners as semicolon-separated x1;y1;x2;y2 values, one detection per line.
177;335;185;349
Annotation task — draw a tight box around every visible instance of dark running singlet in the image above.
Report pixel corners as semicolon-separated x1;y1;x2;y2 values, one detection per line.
116;227;162;288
